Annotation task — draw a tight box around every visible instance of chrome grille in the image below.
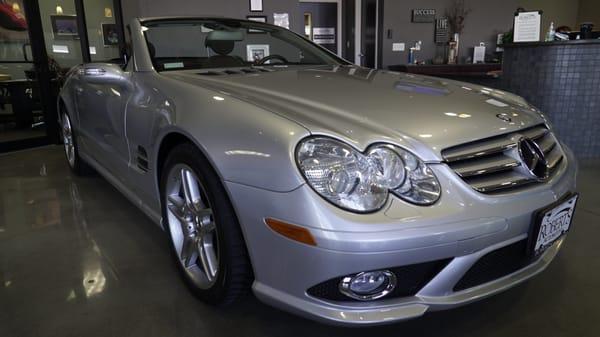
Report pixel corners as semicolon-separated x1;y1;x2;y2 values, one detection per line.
442;125;564;193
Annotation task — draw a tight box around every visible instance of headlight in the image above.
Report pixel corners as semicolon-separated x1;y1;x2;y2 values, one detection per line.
296;137;441;212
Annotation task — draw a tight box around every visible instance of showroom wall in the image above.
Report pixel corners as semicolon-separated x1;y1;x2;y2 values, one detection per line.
39;0;120;68
578;0;600;28
121;0;303;34
381;0;518;67
120;0;595;68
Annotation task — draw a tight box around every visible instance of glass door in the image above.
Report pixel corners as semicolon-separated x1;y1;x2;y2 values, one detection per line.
0;0;125;153
83;0;123;63
0;0;47;151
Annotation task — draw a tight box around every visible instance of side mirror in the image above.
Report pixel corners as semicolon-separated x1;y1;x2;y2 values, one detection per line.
79;63;126;85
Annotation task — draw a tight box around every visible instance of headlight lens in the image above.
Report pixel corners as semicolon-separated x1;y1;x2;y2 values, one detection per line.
296;137;441;212
391;148;441;205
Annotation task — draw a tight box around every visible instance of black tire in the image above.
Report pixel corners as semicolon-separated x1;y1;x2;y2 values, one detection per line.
160;143;253;305
61;111;93;176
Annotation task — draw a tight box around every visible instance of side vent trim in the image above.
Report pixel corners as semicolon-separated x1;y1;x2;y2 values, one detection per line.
136;145;149;173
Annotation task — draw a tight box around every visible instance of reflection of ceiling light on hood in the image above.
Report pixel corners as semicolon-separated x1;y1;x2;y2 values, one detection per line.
56;5;63;14
458;113;471;118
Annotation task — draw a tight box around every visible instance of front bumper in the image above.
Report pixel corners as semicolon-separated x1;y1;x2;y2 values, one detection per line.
224;146;577;326
253;237;564;326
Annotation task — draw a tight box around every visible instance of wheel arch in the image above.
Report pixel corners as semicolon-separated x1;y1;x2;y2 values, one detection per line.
154;130;257;277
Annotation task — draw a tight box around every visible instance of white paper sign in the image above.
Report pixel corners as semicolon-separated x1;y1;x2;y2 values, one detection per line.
514;11;541;42
273;13;289;29
473;43;485;63
250;0;262;12
312;27;335;44
52;45;69;54
392;43;405;51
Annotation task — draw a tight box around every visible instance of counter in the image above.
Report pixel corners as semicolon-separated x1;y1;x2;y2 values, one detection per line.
502;40;600;158
388;64;502;88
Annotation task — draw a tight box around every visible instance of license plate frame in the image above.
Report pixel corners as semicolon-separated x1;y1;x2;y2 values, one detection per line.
528;193;578;257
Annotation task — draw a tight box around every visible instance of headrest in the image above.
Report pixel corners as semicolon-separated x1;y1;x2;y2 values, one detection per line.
205;30;243;55
206;39;234;55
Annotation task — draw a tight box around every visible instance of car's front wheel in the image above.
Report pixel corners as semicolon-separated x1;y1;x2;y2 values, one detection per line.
160;143;252;305
61;111;91;175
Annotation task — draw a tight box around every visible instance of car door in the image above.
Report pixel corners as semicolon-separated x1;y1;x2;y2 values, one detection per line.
76;63;134;183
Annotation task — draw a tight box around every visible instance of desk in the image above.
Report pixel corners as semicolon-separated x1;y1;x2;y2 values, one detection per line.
387;64;503;88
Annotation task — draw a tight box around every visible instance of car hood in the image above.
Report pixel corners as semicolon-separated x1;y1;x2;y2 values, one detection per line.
165;65;546;161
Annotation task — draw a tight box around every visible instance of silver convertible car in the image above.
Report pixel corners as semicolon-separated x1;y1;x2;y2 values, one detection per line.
58;17;578;326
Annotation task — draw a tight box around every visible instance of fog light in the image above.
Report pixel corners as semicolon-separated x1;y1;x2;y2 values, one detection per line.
339;270;396;301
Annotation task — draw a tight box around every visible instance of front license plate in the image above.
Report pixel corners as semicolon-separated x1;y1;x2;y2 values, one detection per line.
531;194;578;256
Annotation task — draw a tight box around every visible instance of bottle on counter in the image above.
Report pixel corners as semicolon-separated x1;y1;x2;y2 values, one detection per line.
546;22;555;41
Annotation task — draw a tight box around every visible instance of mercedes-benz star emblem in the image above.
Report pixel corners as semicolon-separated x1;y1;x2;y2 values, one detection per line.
518;137;549;180
496;114;512;123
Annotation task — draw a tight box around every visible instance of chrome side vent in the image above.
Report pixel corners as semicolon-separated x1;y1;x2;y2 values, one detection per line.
442;125;564;194
136;146;149;173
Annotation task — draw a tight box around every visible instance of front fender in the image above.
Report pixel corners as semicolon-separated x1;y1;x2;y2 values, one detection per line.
128;72;311;195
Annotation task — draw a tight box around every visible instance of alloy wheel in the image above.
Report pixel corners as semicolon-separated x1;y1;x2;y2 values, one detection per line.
165;164;219;289
62;114;75;168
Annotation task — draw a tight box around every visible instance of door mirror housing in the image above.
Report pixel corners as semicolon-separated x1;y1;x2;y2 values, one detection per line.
79;63;126;85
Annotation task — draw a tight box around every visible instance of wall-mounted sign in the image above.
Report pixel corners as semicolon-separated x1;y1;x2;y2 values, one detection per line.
513;11;542;42
50;15;78;39
273;13;289;29
247;44;270;62
435;18;449;43
249;0;263;12
52;45;69;54
412;9;436;23
312;27;335;44
101;23;119;46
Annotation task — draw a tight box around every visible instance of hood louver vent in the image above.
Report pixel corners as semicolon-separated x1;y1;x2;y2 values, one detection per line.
197;68;273;76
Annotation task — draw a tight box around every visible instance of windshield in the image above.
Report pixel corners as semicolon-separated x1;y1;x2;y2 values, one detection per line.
142;19;346;71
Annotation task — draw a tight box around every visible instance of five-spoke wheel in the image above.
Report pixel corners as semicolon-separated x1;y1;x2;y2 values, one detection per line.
165;164;219;288
160;143;252;304
61;111;91;175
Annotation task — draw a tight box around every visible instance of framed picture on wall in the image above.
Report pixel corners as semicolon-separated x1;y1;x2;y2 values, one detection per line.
246;15;267;33
50;15;78;39
249;0;263;12
246;44;270;62
101;23;119;46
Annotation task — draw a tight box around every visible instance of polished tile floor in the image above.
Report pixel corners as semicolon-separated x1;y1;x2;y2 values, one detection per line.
1;146;599;337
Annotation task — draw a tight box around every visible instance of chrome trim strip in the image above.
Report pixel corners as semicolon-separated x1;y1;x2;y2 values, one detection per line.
546;146;563;169
468;173;534;193
521;126;548;140
537;134;556;154
454;155;521;177
443;141;517;163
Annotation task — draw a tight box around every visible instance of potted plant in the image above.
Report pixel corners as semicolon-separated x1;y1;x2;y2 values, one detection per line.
445;0;471;64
